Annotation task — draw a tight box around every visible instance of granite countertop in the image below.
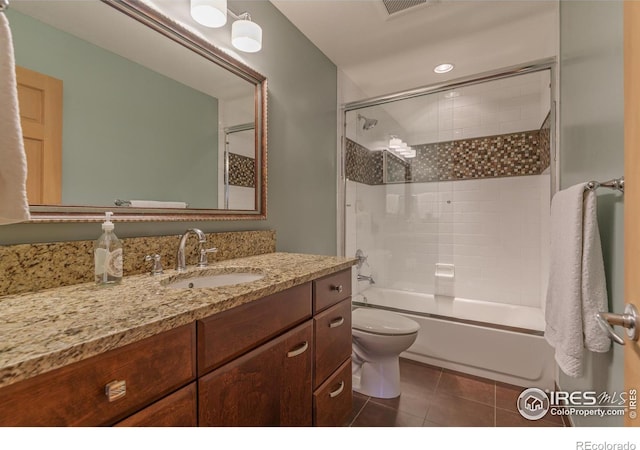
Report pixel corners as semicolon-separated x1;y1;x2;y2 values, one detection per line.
0;252;355;389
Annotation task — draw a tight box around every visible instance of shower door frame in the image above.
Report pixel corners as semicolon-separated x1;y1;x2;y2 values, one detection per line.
339;57;558;257
223;122;255;210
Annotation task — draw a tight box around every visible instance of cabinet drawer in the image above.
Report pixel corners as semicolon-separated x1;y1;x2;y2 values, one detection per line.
197;282;312;375
314;298;352;388
313;358;352;427
313;269;351;313
0;324;196;426
115;382;197;427
199;321;313;426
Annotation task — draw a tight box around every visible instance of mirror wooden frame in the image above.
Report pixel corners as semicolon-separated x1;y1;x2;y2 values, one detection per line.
28;0;267;222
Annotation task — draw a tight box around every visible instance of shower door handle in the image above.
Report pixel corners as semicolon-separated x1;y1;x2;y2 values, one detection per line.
596;304;639;345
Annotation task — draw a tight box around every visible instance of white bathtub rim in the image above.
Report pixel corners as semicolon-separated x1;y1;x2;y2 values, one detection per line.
354;286;545;333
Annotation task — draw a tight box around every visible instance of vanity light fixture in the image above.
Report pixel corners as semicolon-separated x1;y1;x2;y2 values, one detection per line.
231;12;262;53
190;0;263;52
434;63;454;74
397;144;416;158
401;149;417;159
389;136;403;149
388;135;416;159
190;0;227;28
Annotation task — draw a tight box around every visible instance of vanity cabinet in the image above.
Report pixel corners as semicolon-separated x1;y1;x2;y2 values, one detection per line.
196;282;313;426
197;283;312;375
0;324;196;426
312;271;353;426
0;267;353;427
196;268;353;427
199;321;313;426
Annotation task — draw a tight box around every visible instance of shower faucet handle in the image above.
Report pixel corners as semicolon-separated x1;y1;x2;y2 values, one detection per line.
355;249;369;270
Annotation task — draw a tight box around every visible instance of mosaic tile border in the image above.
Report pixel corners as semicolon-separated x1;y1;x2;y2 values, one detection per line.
539;112;551;172
0;230;276;296
228;153;256;188
345;138;383;185
346;127;551;185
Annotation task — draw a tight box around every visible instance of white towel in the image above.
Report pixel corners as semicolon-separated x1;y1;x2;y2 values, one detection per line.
544;183;610;378
0;14;30;225
129;200;188;208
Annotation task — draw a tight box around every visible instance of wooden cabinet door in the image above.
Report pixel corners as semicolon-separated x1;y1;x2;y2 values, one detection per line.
198;321;313;426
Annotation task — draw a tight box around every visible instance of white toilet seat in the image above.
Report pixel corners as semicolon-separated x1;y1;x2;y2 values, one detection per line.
352;307;420;336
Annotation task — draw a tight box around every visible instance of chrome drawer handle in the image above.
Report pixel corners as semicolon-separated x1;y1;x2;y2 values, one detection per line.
329;381;345;398
329;317;345;328
331;285;343;293
105;380;127;402
286;341;309;358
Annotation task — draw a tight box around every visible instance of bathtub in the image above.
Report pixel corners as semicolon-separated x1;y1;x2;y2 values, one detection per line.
353;287;555;390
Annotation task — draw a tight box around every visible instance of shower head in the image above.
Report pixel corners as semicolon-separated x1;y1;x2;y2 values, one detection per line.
358;114;378;131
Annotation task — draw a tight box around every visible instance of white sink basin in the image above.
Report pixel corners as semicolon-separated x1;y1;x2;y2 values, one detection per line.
165;272;264;289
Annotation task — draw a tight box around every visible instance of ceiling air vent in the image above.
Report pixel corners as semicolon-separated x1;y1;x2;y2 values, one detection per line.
382;0;428;16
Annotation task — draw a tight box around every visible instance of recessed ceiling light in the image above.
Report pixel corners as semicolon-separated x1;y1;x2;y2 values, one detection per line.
434;63;454;74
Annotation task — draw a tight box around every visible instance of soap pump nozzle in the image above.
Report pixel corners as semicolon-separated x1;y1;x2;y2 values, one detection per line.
102;211;115;231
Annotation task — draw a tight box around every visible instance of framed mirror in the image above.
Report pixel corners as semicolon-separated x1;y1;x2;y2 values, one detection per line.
8;0;267;222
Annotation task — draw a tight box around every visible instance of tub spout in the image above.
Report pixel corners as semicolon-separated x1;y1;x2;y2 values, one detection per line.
358;274;375;284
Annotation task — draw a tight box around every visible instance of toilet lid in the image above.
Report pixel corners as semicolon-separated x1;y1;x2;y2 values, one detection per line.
352;308;420;335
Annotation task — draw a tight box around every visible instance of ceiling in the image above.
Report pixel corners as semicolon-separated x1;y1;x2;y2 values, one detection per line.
270;0;558;98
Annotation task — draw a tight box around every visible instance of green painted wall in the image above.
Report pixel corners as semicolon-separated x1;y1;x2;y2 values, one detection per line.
1;2;338;255
558;0;624;427
8;10;219;209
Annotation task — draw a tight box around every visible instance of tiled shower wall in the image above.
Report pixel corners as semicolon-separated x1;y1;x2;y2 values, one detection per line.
346;175;550;308
346;127;550;185
228;153;255;188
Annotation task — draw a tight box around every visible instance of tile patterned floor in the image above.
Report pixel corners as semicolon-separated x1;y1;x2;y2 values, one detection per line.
347;358;567;427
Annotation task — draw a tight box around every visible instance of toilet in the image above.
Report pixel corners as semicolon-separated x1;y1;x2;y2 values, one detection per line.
351;307;420;399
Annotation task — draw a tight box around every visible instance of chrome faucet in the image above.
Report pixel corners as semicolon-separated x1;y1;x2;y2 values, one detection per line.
357;274;375;284
176;228;217;272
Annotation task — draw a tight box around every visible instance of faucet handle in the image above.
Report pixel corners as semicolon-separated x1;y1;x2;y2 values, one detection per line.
197;247;218;268
355;249;369;270
144;254;164;275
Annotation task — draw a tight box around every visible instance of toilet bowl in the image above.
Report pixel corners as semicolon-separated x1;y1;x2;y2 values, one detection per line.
351;307;419;399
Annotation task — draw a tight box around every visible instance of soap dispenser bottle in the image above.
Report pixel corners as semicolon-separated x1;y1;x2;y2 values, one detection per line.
94;211;123;285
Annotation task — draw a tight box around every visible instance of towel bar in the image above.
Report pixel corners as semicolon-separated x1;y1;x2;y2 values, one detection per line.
585;176;624;193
